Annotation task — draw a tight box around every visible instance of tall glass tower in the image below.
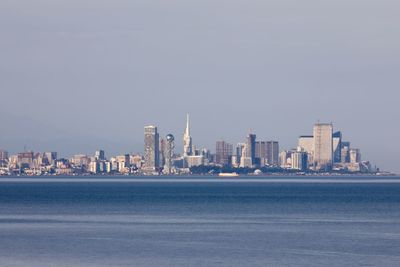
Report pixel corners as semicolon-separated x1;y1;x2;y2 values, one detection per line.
246;133;256;166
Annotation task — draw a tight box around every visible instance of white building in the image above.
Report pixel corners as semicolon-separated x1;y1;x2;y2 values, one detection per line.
183;114;193;157
291;147;308;171
298;135;314;166
240;143;252;168
313;123;333;171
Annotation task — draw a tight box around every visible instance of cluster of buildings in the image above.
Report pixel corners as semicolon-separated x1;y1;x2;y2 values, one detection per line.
140;117;373;174
0;149;142;176
280;123;371;172
0;117;375;176
142;115;280;175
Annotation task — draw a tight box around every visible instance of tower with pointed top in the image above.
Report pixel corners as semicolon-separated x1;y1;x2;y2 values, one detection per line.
183;114;193;157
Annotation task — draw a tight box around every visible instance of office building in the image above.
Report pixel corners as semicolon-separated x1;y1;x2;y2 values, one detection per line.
105;161;112;173
266;141;279;166
89;161;99;173
143;125;160;172
279;150;292;169
255;141;279;167
313;123;333;170
332;131;342;163
216;140;233;166
116;154;130;173
341;142;351;163
246;133;256;166
350;149;361;163
299;131;342;167
298;135;314;166
291;147;308;171
0;150;9;161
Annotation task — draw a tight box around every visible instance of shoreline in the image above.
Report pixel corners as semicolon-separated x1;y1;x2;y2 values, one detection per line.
0;174;399;184
0;172;396;178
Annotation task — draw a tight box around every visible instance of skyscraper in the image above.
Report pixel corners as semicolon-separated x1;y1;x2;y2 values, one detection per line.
266;141;279;166
216;140;233;166
332;131;342;163
255;141;267;166
143;125;160;172
299;131;342;167
183;114;192;157
255;141;279;166
163;134;175;174
313;123;333;170
246;133;256;166
291;147;308;171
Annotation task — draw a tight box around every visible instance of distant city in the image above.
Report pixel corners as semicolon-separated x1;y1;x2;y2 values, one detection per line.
0;115;383;176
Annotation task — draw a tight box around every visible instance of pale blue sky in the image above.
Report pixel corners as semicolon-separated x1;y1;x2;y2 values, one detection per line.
0;0;399;172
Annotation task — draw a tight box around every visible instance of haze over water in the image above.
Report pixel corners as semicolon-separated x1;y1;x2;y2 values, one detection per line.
0;176;399;267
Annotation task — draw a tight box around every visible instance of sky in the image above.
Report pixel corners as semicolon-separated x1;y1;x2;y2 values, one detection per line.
0;0;399;172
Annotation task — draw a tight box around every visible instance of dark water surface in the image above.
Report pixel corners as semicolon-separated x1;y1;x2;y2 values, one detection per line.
0;176;399;266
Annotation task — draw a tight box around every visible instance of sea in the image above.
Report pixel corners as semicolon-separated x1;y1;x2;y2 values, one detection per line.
0;175;399;267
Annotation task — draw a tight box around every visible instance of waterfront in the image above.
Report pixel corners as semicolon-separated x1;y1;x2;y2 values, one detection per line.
0;176;399;266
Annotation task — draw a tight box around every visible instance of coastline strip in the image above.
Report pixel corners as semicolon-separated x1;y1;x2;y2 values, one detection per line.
0;178;400;183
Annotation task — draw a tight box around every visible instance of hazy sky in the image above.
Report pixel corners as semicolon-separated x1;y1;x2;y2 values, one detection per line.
0;0;399;172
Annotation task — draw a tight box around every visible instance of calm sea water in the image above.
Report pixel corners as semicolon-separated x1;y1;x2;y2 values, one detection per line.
0;176;399;267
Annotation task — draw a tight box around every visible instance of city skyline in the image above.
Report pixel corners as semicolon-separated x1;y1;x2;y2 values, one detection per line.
0;116;383;175
1;1;399;172
0;115;393;173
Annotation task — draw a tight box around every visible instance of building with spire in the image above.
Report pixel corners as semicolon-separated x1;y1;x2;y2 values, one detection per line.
183;114;193;157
